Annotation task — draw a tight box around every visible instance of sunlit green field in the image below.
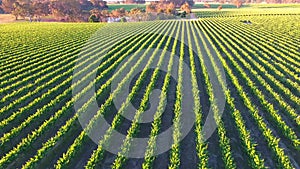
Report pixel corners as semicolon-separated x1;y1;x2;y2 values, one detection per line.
108;4;146;11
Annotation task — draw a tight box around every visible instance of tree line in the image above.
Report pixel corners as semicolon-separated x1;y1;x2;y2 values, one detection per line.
1;0;298;22
89;2;192;22
0;0;194;22
0;0;108;21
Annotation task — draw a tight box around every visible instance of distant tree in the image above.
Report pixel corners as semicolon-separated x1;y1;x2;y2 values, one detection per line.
204;2;211;8
79;0;93;11
129;7;143;21
180;2;191;13
111;7;126;17
157;13;167;20
156;2;165;13
100;9;109;21
166;2;176;14
166;0;193;7
181;11;186;17
235;0;242;8
1;0;33;20
1;0;15;13
146;2;176;14
88;14;98;22
125;0;134;4
90;0;99;7
99;1;108;9
146;2;156;13
11;2;23;19
21;2;34;17
90;8;101;20
218;5;222;10
90;8;109;22
32;1;50;17
50;0;82;21
120;16;126;22
89;0;107;9
0;0;4;13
